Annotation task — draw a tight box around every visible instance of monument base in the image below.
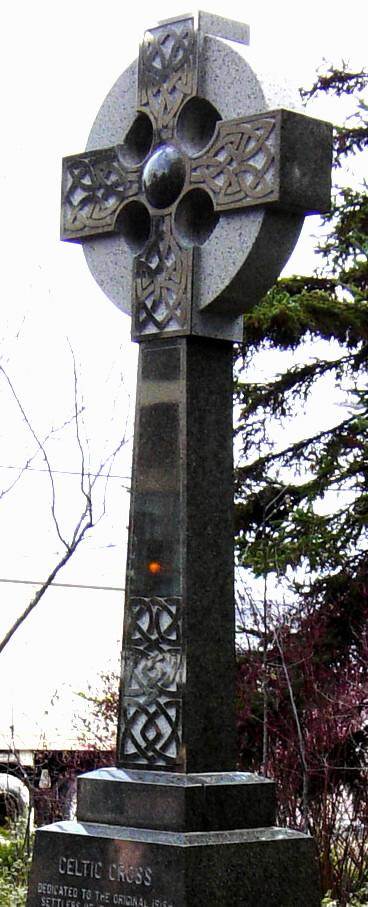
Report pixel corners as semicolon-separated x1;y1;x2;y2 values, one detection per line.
26;770;321;906
76;768;277;832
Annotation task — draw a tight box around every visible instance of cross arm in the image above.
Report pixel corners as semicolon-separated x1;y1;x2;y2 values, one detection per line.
138;13;250;139
190;109;332;216
61;147;140;241
133;216;193;335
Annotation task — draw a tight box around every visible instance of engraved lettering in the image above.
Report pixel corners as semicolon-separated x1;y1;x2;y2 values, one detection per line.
40;897;81;907
144;868;152;886
59;857;103;879
150;900;174;907
38;882;79;897
108;864;152;886
111;894;165;906
69;857;81;876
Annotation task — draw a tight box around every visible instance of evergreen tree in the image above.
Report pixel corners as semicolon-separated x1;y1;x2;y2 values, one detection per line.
235;67;368;583
235;67;368;905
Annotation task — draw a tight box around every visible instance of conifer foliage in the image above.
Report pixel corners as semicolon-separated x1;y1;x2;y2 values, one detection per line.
235;67;368;904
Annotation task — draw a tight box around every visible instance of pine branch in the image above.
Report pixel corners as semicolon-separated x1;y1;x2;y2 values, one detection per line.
236;415;359;482
300;67;368;101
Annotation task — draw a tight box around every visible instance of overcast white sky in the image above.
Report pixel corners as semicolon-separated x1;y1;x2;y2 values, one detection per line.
0;0;366;750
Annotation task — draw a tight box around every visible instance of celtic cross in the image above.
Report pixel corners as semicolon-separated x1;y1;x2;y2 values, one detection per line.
61;12;331;343
61;13;332;772
24;15;331;907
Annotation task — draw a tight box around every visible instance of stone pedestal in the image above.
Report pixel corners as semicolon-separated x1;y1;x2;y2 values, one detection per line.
27;769;321;907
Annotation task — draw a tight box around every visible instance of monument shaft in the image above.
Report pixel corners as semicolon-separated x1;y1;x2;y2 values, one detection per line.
118;336;236;772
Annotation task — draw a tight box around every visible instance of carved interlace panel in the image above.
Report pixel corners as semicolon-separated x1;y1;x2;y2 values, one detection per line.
61;149;139;239
191;116;277;210
138;18;197;135
127;596;182;653
134;216;193;334
120;596;184;767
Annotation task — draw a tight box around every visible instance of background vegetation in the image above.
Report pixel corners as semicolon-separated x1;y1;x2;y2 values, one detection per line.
0;821;32;907
235;66;368;905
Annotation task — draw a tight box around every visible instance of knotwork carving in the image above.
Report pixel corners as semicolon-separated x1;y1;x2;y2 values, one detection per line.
121;689;182;765
61;112;278;333
138;19;197;134
120;596;183;766
62;16;330;342
191;116;277;209
61;149;139;238
134;217;192;333
128;596;182;653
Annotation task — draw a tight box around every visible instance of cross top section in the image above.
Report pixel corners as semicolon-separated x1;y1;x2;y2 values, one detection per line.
61;13;332;343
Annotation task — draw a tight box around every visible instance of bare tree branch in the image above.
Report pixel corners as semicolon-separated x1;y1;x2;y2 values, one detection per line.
0;366;69;549
0;520;92;655
0;408;85;502
0;447;128;654
273;628;309;831
262;572;269;776
68;341;92;511
0;358;129;656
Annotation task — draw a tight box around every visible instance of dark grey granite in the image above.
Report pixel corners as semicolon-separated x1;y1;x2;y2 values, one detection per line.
27;821;321;906
117;337;236;775
77;768;276;832
278;108;332;215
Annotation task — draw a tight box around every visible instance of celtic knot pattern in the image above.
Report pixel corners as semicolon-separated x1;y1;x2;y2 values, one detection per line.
128;596;182;653
138;18;197;134
61;149;139;238
191;116;277;209
61;21;293;342
134;217;193;334
120;596;184;766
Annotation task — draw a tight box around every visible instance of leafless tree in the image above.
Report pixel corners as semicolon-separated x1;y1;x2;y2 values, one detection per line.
0;351;129;656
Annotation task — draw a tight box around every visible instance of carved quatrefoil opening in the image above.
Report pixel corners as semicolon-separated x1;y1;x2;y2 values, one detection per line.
117;112;153;167
116;200;151;252
177;97;221;155
175;188;219;247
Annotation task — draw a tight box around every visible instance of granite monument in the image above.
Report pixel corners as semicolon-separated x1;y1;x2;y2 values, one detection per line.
27;12;332;906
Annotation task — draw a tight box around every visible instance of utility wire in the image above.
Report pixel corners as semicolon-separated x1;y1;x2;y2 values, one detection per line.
0;465;130;480
0;578;124;592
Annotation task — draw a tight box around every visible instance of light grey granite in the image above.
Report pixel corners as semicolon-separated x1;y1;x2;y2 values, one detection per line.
82;35;304;328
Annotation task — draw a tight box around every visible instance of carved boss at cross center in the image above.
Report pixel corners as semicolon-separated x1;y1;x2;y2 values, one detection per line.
61;14;332;341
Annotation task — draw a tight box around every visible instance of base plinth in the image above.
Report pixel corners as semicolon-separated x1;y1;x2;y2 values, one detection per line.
26;770;321;906
77;768;276;832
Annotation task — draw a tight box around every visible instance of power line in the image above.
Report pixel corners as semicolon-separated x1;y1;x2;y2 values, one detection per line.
0;465;130;480
0;578;124;592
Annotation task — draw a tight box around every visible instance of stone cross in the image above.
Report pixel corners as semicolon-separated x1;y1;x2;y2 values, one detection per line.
26;13;331;907
61;12;331;342
61;13;332;776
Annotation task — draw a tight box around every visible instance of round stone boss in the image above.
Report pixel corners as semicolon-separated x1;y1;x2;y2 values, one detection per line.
83;36;304;320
